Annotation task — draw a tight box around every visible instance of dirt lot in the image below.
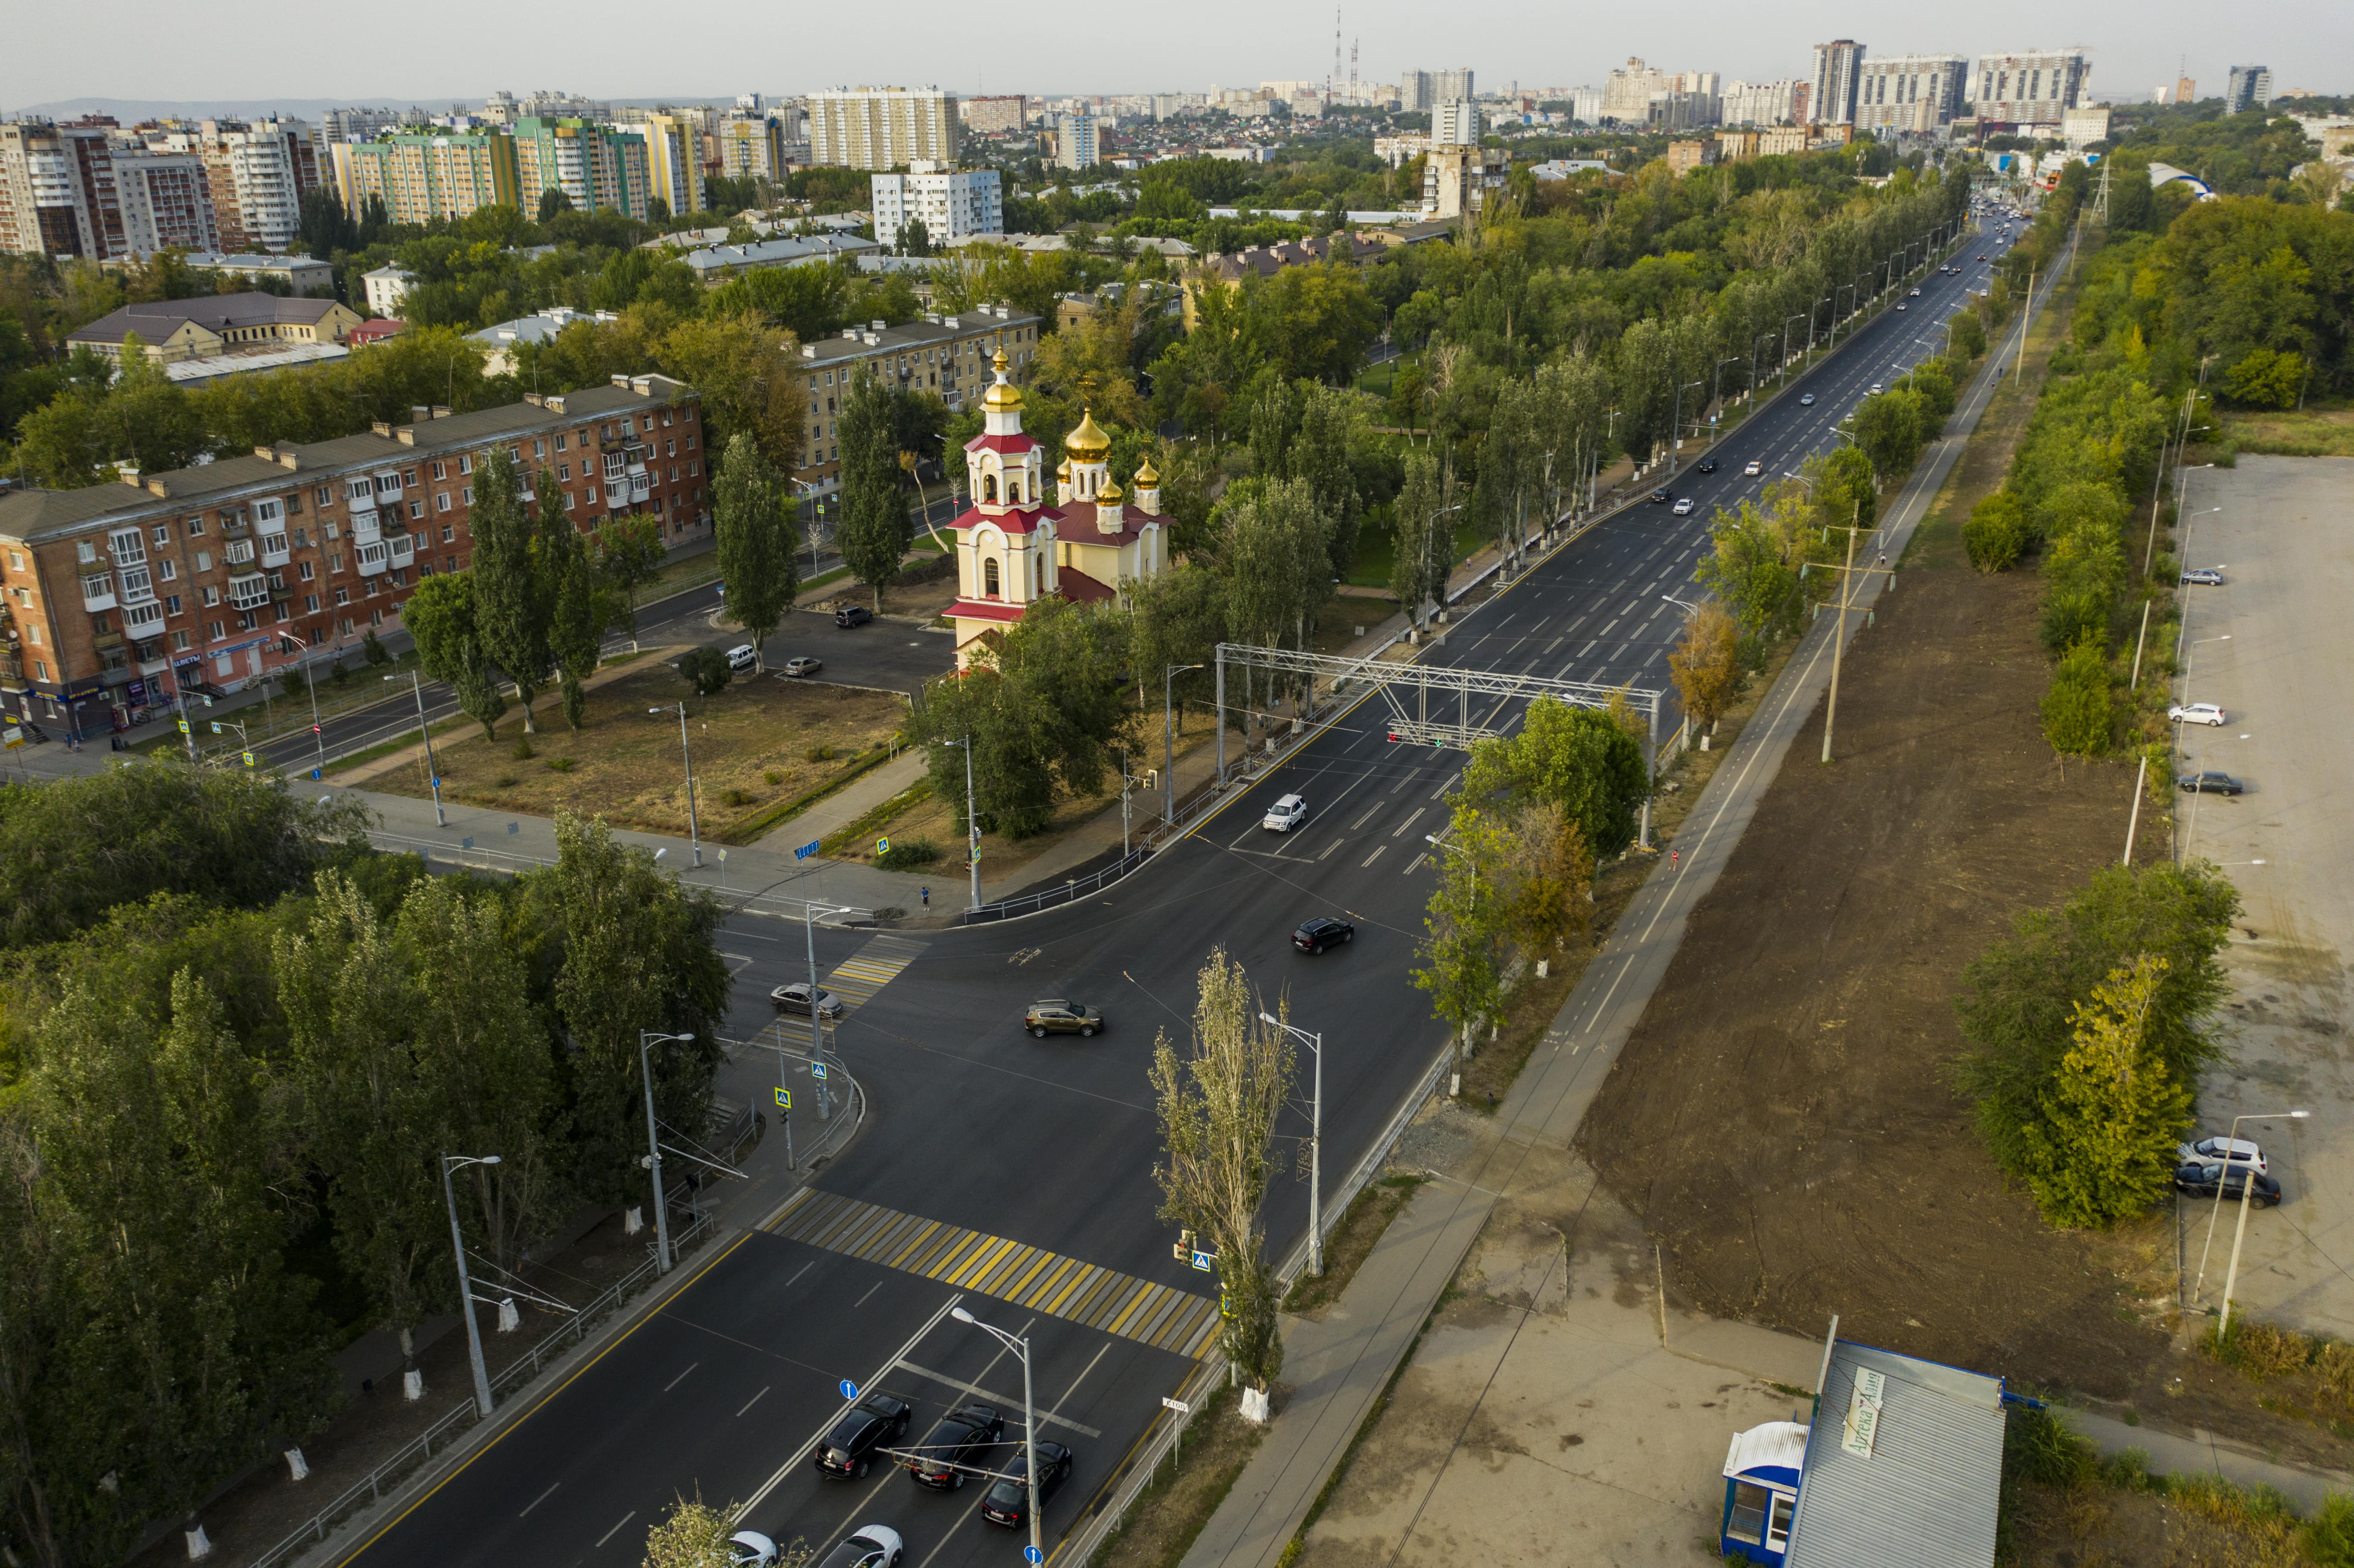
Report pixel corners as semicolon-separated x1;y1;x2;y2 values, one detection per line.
367;663;906;838
1576;535;2176;1394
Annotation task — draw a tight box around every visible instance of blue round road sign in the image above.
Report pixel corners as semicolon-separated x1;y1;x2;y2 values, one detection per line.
1025;1549;1044;1565
839;1378;859;1400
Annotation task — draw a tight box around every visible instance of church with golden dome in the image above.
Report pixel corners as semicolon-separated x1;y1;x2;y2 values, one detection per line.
944;346;1172;667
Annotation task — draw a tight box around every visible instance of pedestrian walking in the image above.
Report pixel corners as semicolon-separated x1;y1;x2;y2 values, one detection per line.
920;885;930;910
1670;848;1680;870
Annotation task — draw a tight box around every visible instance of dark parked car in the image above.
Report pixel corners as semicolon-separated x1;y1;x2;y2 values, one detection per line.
1292;917;1355;954
2177;771;2245;796
1649;488;1672;504
810;1528;903;1568
907;1403;1004;1490
835;604;874;628
1024;999;1104;1038
2173;1162;2282;1207
814;1395;913;1480
1696;458;1718;474
981;1441;1074;1529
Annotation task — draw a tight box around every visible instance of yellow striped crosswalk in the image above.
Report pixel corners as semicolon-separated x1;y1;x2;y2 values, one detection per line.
824;935;927;1008
764;1188;1222;1359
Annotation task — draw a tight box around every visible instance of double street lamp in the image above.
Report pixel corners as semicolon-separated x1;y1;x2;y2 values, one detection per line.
441;1152;502;1417
2186;1110;2312;1336
651;702;703;868
948;1307;1042;1566
940;735;980;910
1260;1012;1326;1278
1164;663;1203;828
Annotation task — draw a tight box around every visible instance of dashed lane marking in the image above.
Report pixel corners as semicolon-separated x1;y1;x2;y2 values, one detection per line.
763;1188;1222;1358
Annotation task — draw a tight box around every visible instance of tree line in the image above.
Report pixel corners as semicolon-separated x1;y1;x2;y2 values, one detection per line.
0;769;731;1567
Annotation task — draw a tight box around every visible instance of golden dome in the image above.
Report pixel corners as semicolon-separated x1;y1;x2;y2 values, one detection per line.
1064;408;1111;460
1099;478;1125;502
982;347;1021;411
1133;457;1160;486
1057;456;1072;477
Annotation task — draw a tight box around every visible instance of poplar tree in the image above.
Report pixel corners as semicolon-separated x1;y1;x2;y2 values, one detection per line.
712;432;800;671
402;572;508;740
1290;386;1363;580
2018;954;2193;1229
468;448;557;731
836;370;905;613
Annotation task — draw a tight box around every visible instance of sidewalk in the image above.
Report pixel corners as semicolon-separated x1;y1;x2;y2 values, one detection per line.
1179;240;2074;1568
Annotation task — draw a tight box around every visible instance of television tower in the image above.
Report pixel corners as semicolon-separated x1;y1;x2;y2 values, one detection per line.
1350;36;1359;106
1331;6;1342;104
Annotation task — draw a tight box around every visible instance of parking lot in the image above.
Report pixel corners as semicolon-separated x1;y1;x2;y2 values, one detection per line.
2171;456;2354;1335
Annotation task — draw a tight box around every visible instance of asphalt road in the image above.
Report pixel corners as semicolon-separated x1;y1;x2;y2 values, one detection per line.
345;216;2010;1568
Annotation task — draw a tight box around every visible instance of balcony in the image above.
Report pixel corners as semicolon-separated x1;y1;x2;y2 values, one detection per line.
355;540;389;577
109;538;146;567
0;645;23;686
629;473;651;501
227;573;270;610
224;538;257;566
349;511;381;543
259;533;290;567
604;483;629;510
386;533;417;568
123;599;166;635
80;573;117;612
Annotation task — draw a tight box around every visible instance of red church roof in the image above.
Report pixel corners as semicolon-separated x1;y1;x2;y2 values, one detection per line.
946;597;1029;624
1056;565;1117;604
964;432;1043;455
952;501;1061;536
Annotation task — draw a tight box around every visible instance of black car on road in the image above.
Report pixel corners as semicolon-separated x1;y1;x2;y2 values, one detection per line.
1292;917;1355;954
907;1403;1004;1489
1648;488;1672;504
1696;458;1718;474
815;1394;913;1480
2174;1162;2282;1207
835;604;874;628
2177;771;2245;796
981;1441;1074;1529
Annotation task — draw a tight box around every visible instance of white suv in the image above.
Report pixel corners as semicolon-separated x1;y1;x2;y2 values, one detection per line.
1262;793;1308;832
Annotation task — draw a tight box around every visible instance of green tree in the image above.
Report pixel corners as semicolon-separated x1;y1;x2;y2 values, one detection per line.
1952;863;2238;1182
711;432;800;671
468;448;558;731
1414;801;1511;1082
1127;561;1230;740
592;515;668;638
548;516;602;731
1852;387;1925;482
2016;955;2194;1228
2040;636;2111;756
1666;601;1741;732
1948;309;1987;361
1388;446;1446;632
1964;490;2029;571
1148;949;1294;1394
1461;696;1649;858
400;571;508;739
837;370;906;612
676;645;731;697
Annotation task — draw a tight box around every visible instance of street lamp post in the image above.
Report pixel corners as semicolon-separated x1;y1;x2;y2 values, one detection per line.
440;1152;503;1417
1260;1012;1325;1277
950;1307;1040;1566
1780;315;1805;384
651;702;703;868
1165;663;1203;827
1669;381;1701;475
942;735;979;909
2202;1111;2313;1335
1710;358;1739;446
1751;332;1775;401
388;671;445;825
638;1030;695;1274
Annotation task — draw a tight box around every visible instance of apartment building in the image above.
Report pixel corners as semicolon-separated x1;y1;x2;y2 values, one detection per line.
0;121;224;260
0;378;708;730
1855;55;1968;134
792;307;1039;495
1971;51;2091;129
512;118;651;220
1400;69;1474;113
1431;100;1482;147
962;96;1028;134
330;131;519;226
871;162;1002;245
180;253;337;296
2225;65;2274;115
1722;80;1808;126
1668;139;1721;175
808;87;961;169
617;114;704;218
1812;41;1868;127
715;109;788;181
1601;59;1672;124
1056;112;1098;172
159;119;324;254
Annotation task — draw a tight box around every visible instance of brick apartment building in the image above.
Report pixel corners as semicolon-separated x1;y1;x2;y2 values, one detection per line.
793;305;1040;496
0;376;709;734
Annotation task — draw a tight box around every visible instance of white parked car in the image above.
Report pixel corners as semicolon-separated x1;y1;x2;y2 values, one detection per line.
2179;1136;2267;1176
2169;702;2227;727
812;1527;904;1568
1263;793;1309;832
730;1532;782;1568
726;644;759;672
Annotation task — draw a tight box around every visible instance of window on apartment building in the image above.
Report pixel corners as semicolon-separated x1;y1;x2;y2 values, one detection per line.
304;594;320;613
439;524;454;544
533;439;546;457
661;409;673;426
158;559;177;582
445;555;459;573
315;486;333;507
431;461;447;480
332;587;349;607
462;487;473;504
164;594;181;616
194;550;212;572
458;454;473;475
689;460;700;477
666;439;676;457
6;551;19;571
186;513;204;535
237;610;257;632
152;524;171;546
75;541;97;565
564;492;576;510
274;603;291;623
436;493;451;513
171;631;190;653
206;620;224;641
403;470;419;488
287;492;302;515
21;625;36;646
554;432;567;451
557;463;570;481
329;552;343;573
199;585;219;607
407;501;422;521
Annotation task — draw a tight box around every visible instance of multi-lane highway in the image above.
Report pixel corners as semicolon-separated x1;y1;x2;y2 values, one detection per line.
344;212;2012;1568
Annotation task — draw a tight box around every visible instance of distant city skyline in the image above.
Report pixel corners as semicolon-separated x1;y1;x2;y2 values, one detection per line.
3;0;2342;117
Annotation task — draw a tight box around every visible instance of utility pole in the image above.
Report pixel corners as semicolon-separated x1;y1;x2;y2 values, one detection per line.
638;1031;694;1274
1821;518;1856;765
440;1153;501;1417
654;700;703;868
1261;1014;1325;1276
2016;269;2036;381
390;670;444;825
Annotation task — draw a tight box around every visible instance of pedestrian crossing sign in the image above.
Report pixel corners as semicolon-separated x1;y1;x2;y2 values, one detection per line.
775;1087;791;1109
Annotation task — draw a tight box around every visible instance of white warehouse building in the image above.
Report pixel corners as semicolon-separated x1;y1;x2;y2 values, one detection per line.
870;161;1003;247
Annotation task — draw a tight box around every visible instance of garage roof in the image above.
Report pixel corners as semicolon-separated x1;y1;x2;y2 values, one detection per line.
1784;1341;2005;1568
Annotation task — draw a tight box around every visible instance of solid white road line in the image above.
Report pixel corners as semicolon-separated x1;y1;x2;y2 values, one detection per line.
735;1386;770;1419
663;1363;699;1393
595;1511;637;1549
518;1483;560;1519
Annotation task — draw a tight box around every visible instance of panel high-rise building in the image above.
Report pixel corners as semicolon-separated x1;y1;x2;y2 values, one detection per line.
1431;99;1482;148
871;162;1001;243
1401;69;1473;113
1056;112;1098;171
1722;80;1806;126
616;114;704;218
1853;55;1969;134
511;118;651;220
0;119;220;260
1970;50;2091;128
807;87;960;170
330;131;520;226
1812;40;1867;126
2225;65;2273;115
1602;58;1672;125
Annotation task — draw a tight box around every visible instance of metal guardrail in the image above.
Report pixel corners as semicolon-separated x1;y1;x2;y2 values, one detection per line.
956;844;1157;924
247;1210;717;1568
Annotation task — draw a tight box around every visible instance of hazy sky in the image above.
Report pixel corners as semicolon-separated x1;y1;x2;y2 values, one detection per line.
4;0;2342;113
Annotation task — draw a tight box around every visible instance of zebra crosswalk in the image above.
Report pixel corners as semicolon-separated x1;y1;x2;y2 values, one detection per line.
764;1188;1222;1359
824;934;926;1008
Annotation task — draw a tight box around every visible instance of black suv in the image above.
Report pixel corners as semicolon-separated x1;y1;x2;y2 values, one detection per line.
1695;458;1718;474
835;604;874;628
907;1403;1004;1490
814;1394;913;1480
1292;917;1355;954
981;1442;1074;1529
1649;488;1672;504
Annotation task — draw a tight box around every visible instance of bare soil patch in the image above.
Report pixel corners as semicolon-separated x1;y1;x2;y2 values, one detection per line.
1576;549;2173;1397
367;664;905;838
